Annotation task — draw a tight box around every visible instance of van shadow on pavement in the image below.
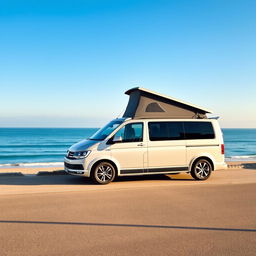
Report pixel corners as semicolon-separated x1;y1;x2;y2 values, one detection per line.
0;220;255;233
0;173;193;186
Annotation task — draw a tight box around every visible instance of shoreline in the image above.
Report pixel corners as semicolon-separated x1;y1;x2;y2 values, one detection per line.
0;160;255;176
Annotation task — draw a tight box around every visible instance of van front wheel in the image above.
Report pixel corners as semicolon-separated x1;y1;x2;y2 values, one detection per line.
191;159;212;180
92;162;116;185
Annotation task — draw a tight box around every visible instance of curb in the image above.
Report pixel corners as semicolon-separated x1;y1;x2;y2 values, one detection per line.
227;165;243;169
227;163;256;169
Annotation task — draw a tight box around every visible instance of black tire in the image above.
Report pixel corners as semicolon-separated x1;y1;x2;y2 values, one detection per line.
191;159;212;180
91;161;116;185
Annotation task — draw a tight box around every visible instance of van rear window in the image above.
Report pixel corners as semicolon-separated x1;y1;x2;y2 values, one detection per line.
183;122;215;139
148;121;215;141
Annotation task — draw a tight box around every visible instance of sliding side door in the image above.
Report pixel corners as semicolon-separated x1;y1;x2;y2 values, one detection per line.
147;121;187;172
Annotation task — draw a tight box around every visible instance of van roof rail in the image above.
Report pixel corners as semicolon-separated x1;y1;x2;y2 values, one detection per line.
208;115;220;120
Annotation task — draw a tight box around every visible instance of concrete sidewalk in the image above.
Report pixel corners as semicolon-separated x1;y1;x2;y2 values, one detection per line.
1;177;256;255
0;167;256;196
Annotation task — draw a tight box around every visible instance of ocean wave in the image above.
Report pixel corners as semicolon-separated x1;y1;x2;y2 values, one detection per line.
227;155;256;159
0;154;65;158
0;144;71;148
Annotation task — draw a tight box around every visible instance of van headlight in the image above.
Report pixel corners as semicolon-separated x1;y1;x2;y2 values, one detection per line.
67;150;91;159
76;151;91;159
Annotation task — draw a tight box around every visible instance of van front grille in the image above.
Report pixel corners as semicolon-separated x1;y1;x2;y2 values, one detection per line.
64;162;84;170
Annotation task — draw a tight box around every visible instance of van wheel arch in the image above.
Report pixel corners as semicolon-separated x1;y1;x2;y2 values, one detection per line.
90;159;118;178
190;157;214;172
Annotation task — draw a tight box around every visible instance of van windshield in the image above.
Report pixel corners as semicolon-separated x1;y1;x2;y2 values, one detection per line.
89;119;124;141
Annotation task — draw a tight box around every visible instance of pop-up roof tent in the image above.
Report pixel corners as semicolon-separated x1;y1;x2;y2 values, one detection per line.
123;87;212;119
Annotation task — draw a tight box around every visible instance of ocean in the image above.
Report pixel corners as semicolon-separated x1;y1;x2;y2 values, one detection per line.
222;129;256;161
0;128;97;166
0;128;256;166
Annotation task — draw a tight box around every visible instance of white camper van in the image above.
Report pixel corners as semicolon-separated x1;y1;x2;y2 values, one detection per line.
64;88;227;184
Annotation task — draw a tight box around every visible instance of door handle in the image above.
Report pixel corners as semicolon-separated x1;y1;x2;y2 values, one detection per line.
137;143;144;146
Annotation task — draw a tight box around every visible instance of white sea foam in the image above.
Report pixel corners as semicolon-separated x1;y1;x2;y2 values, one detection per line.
225;155;256;161
227;155;256;159
0;162;64;168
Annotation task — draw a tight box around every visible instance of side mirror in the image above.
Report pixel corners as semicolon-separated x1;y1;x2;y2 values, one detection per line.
112;135;122;143
106;135;123;145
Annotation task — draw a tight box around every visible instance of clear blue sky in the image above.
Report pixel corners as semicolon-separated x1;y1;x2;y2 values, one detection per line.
0;0;255;128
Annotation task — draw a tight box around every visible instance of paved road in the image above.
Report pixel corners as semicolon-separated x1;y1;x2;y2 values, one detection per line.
1;168;256;255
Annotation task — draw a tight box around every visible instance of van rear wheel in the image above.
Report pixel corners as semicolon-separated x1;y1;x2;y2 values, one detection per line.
191;159;212;180
92;162;116;185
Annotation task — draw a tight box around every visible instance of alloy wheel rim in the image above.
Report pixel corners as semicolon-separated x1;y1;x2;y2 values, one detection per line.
96;165;113;182
195;161;210;178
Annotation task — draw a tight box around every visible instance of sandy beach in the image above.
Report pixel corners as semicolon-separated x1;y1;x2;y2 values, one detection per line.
0;165;64;175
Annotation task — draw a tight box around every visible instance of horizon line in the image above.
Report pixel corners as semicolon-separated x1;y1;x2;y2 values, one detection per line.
0;127;255;129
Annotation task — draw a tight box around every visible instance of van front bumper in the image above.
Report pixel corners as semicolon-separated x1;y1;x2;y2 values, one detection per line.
64;157;90;177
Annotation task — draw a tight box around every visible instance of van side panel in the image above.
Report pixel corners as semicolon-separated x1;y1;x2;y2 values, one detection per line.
147;140;187;168
146;121;187;168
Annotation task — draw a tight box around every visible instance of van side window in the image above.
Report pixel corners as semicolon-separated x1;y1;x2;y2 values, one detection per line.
115;123;143;142
184;122;215;139
148;122;184;141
